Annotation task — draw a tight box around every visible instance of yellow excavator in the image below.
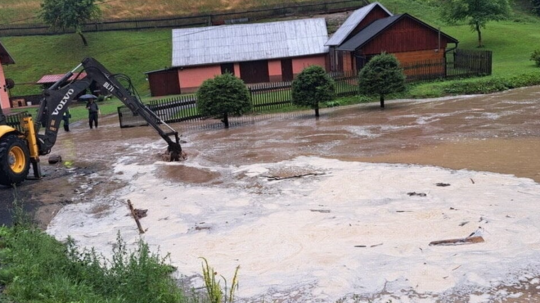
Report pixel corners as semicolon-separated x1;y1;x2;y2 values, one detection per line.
0;57;182;186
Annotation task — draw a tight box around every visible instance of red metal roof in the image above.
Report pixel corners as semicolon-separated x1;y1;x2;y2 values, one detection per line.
37;72;87;84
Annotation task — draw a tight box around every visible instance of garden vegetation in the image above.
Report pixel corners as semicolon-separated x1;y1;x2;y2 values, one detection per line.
0;197;239;303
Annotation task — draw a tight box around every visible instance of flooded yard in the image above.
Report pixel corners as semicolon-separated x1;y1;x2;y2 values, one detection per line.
3;85;540;302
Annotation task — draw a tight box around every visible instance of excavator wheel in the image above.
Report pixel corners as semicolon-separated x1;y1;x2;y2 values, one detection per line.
0;134;30;187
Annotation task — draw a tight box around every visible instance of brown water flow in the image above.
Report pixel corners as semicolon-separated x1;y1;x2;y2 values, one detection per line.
5;86;539;227
181;86;540;183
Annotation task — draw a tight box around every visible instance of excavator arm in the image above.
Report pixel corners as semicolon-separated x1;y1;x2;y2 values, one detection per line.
36;57;182;161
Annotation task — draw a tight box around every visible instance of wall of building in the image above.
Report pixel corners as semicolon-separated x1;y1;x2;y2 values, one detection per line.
344;48;447;79
292;55;327;74
172;55;328;94
394;49;446;78
352;6;391;38
148;69;180;97
362;17;451;55
342;52;354;73
393;49;445;65
0;61;9;110
178;65;221;93
268;60;282;82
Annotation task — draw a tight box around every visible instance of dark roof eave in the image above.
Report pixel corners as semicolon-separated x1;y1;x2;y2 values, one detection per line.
144;67;177;75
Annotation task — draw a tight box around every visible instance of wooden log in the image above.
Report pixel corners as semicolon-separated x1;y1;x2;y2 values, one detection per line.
429;236;484;246
264;172;325;181
127;199;145;234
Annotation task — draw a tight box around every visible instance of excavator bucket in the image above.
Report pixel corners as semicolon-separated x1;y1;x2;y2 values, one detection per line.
167;142;183;161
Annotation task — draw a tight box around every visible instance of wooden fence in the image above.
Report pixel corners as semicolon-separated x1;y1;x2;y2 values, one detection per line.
117;50;491;128
118;71;360;128
402;49;493;81
0;0;369;37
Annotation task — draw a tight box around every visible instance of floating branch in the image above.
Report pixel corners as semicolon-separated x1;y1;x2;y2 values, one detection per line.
127;199;145;234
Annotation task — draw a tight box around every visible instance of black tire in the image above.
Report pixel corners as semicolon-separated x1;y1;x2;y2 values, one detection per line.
0;134;30;187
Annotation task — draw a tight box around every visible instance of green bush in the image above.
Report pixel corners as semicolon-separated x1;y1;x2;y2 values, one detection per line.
358;53;406;108
0;227;185;303
291;65;336;117
196;73;251;116
530;49;540;67
533;0;540;16
196;73;251;128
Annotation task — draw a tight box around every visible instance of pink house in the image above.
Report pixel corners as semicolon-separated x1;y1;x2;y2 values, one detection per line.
147;18;329;96
0;41;15;110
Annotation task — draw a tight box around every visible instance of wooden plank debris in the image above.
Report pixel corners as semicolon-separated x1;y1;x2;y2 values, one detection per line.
354;243;383;248
429;236;484;246
310;209;331;213
264;172;325;181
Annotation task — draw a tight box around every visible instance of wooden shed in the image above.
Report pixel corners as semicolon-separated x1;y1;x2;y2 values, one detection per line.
325;2;393;72
337;13;459;75
145;68;180;97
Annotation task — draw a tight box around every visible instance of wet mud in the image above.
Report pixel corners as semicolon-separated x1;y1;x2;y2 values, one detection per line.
154;165;222;184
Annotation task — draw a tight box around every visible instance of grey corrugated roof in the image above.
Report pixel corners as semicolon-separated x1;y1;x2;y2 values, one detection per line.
325;2;392;47
337;14;459;51
172;18;329;67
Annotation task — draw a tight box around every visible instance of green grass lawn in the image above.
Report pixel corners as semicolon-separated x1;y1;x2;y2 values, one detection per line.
2;0;539;100
2;0;540;119
2;2;540;303
2;30;172;97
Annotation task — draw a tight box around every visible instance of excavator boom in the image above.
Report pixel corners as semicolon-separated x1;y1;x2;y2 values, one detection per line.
37;57;182;160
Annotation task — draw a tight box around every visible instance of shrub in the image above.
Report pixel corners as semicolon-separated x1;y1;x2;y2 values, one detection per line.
533;0;540;16
530;49;540;67
196;73;251;128
358;53;406;108
0;227;185;303
291;65;336;117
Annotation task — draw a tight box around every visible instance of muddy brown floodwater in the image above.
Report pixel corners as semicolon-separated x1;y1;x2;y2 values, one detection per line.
2;85;540;228
1;85;540;301
182;85;540;183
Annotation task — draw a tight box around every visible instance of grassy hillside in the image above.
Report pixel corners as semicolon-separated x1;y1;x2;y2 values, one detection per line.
1;0;540;98
0;0;307;25
3;29;171;97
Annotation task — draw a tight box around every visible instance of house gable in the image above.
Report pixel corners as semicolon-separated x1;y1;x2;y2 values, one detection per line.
325;2;392;47
337;13;458;54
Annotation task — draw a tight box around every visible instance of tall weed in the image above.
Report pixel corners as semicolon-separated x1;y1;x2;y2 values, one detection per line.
200;257;239;303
